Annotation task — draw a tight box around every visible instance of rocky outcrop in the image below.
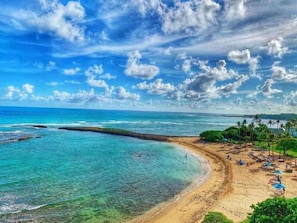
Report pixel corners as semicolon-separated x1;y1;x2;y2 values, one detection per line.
59;126;171;142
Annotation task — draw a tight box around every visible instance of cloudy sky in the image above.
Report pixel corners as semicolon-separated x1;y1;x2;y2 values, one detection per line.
1;0;297;114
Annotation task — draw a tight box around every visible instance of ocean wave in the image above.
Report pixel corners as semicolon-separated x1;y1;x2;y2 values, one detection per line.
0;194;46;215
102;120;184;126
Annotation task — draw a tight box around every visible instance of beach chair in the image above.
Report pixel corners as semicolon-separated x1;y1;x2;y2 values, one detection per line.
274;189;285;196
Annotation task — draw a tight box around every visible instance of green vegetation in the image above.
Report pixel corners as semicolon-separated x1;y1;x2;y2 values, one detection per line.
200;130;224;142
202;212;234;223
200;116;297;159
248;197;297;223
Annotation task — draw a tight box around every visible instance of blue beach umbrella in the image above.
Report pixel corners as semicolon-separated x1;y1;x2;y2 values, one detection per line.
273;170;283;175
273;183;286;189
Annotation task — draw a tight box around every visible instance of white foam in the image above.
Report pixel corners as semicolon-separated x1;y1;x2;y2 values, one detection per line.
0;194;46;215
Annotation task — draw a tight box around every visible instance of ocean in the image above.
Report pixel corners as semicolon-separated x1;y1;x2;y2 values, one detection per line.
0;106;243;222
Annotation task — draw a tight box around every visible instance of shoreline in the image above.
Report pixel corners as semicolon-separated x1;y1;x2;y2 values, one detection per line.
131;138;213;223
131;137;232;223
59;127;297;223
133;137;297;223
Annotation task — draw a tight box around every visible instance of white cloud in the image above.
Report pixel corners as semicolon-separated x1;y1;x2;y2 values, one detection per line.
47;82;60;86
5;86;20;99
85;64;109;89
13;0;85;42
164;46;173;55
285;91;297;106
267;37;289;58
114;86;140;100
271;62;297;83
133;78;175;95
63;67;80;75
22;83;34;93
46;61;57;71
64;80;81;85
85;64;104;76
217;75;249;96
87;78;108;89
227;49;251;64
161;0;221;35
224;0;246;21
184;59;246;99
5;84;34;100
53;89;99;103
261;79;282;98
101;73;116;80
227;49;260;77
182;59;192;73
125;50;159;80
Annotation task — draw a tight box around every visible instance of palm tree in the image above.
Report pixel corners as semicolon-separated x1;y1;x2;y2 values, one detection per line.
237;121;241;141
242;119;248;143
268;120;273;130
248;122;255;144
276;119;280;130
285;121;293;137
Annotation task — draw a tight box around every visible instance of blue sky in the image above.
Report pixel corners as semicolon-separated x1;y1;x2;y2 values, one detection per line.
1;0;297;114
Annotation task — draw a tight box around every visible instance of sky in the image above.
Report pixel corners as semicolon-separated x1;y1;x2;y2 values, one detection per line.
0;0;297;114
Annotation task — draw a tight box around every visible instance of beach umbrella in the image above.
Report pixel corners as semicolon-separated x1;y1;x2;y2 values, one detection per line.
273;183;286;189
273;169;283;175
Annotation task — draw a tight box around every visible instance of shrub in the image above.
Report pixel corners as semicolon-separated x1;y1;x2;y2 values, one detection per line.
202;212;234;223
200;130;224;142
248;197;297;223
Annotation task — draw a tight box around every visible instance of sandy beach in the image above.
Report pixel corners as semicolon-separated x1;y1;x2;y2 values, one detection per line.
132;137;297;223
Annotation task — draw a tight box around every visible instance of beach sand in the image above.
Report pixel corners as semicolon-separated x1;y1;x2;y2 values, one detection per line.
131;137;297;223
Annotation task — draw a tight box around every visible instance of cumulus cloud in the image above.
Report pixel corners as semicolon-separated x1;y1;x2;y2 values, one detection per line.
53;89;99;103
133;78;175;95
285;91;297;106
271;62;297;83
184;59;247;99
227;49;260;77
217;75;249;96
182;59;192;73
161;0;221;35
114;86;140;100
5;83;34;100
5;86;20;99
224;0;246;21
63;67;80;75
261;79;282;98
125;50;159;80
85;64;103;76
228;49;251;64
84;64;110;89
22;83;34;93
13;0;85;42
267;37;289;58
87;78;108;89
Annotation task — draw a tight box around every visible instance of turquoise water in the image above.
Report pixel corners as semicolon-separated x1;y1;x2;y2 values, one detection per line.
0;106;241;222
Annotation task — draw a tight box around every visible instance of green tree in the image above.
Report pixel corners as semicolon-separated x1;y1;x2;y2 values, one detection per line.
202;212;233;223
223;126;239;140
278;138;297;157
276;119;280;130
237;121;241;140
268;120;273;130
248;122;255;143
253;114;261;126
200;130;224;142
285;120;293;136
248;197;297;223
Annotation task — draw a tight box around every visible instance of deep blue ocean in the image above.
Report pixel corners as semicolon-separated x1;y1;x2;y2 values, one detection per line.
0;106;244;222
